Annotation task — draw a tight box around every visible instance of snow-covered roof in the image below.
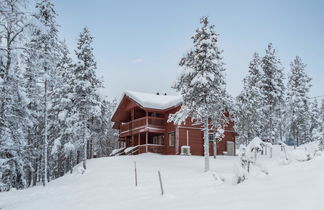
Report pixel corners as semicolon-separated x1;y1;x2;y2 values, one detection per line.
124;90;182;110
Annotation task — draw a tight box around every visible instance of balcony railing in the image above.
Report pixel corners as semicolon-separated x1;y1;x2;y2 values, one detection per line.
123;144;164;155
120;116;165;134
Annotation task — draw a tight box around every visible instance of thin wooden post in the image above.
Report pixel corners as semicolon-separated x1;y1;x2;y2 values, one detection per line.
146;111;148;152
146;132;148;152
134;162;137;187
158;170;164;195
213;140;217;159
186;130;189;146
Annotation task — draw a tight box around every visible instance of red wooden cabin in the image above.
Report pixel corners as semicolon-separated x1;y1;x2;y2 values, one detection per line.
111;90;236;156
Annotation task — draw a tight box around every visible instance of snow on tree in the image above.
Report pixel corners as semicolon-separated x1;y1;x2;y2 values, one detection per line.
259;43;285;144
48;40;77;177
168;16;230;172
246;137;264;162
92;99;118;157
0;0;32;191
235;53;263;145
23;0;62;185
309;98;322;142
73;26;102;170
0;0;115;189
285;56;312;146
315;98;324;148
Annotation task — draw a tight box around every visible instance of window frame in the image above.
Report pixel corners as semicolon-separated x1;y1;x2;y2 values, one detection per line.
168;132;175;147
208;133;215;142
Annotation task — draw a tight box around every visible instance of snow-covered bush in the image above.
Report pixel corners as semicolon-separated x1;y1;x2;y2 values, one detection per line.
246;137;271;161
319;141;324;151
278;141;292;165
77;166;85;175
300;141;321;159
233;163;247;185
238;144;250;169
233;144;250;184
285;141;321;162
212;172;225;185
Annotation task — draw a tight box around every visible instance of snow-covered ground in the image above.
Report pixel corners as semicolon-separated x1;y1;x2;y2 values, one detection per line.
0;146;323;210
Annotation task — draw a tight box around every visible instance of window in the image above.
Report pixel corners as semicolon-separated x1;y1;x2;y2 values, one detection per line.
208;133;214;142
168;132;175;147
153;135;164;145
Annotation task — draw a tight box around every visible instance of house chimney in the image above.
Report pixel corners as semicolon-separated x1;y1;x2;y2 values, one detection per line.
156;92;160;95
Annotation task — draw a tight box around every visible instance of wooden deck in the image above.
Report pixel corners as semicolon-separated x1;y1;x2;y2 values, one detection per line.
119;116;165;137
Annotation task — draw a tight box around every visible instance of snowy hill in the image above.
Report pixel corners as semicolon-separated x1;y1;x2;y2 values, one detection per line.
0;146;323;210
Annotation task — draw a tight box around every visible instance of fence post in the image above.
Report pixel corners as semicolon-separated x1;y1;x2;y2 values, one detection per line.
134;161;137;187
158;170;164;195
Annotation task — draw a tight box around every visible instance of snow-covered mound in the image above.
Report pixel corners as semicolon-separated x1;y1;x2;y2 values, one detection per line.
0;146;323;210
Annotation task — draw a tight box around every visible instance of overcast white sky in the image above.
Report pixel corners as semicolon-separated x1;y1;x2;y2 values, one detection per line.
54;0;324;100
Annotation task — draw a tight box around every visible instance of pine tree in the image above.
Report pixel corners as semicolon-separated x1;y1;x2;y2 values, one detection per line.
0;0;32;191
309;99;321;141
93;99;118;157
169;17;230;172
48;40;75;178
235;53;263;145
285;56;311;146
259;43;285;144
73;27;102;170
320;99;324;143
24;0;61;185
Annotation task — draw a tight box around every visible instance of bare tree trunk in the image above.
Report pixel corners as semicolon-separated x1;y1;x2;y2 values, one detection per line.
83;119;87;170
43;79;48;186
204;117;210;172
70;151;73;174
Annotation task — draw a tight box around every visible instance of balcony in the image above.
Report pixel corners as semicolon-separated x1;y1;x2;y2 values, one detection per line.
120;116;165;137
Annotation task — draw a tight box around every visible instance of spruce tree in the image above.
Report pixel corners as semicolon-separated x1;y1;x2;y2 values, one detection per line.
93;99;118;157
320;99;324;143
24;0;61;185
48;41;75;178
259;43;285;144
285;56;311;146
169;17;230;172
74;27;102;170
235;53;263;145
309;98;322;141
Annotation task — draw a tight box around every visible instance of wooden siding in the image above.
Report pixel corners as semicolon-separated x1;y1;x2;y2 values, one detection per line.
112;94;236;156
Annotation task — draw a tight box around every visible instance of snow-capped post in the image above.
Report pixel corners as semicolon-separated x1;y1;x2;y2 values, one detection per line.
134;161;138;187
158;170;164;196
168;16;230;172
